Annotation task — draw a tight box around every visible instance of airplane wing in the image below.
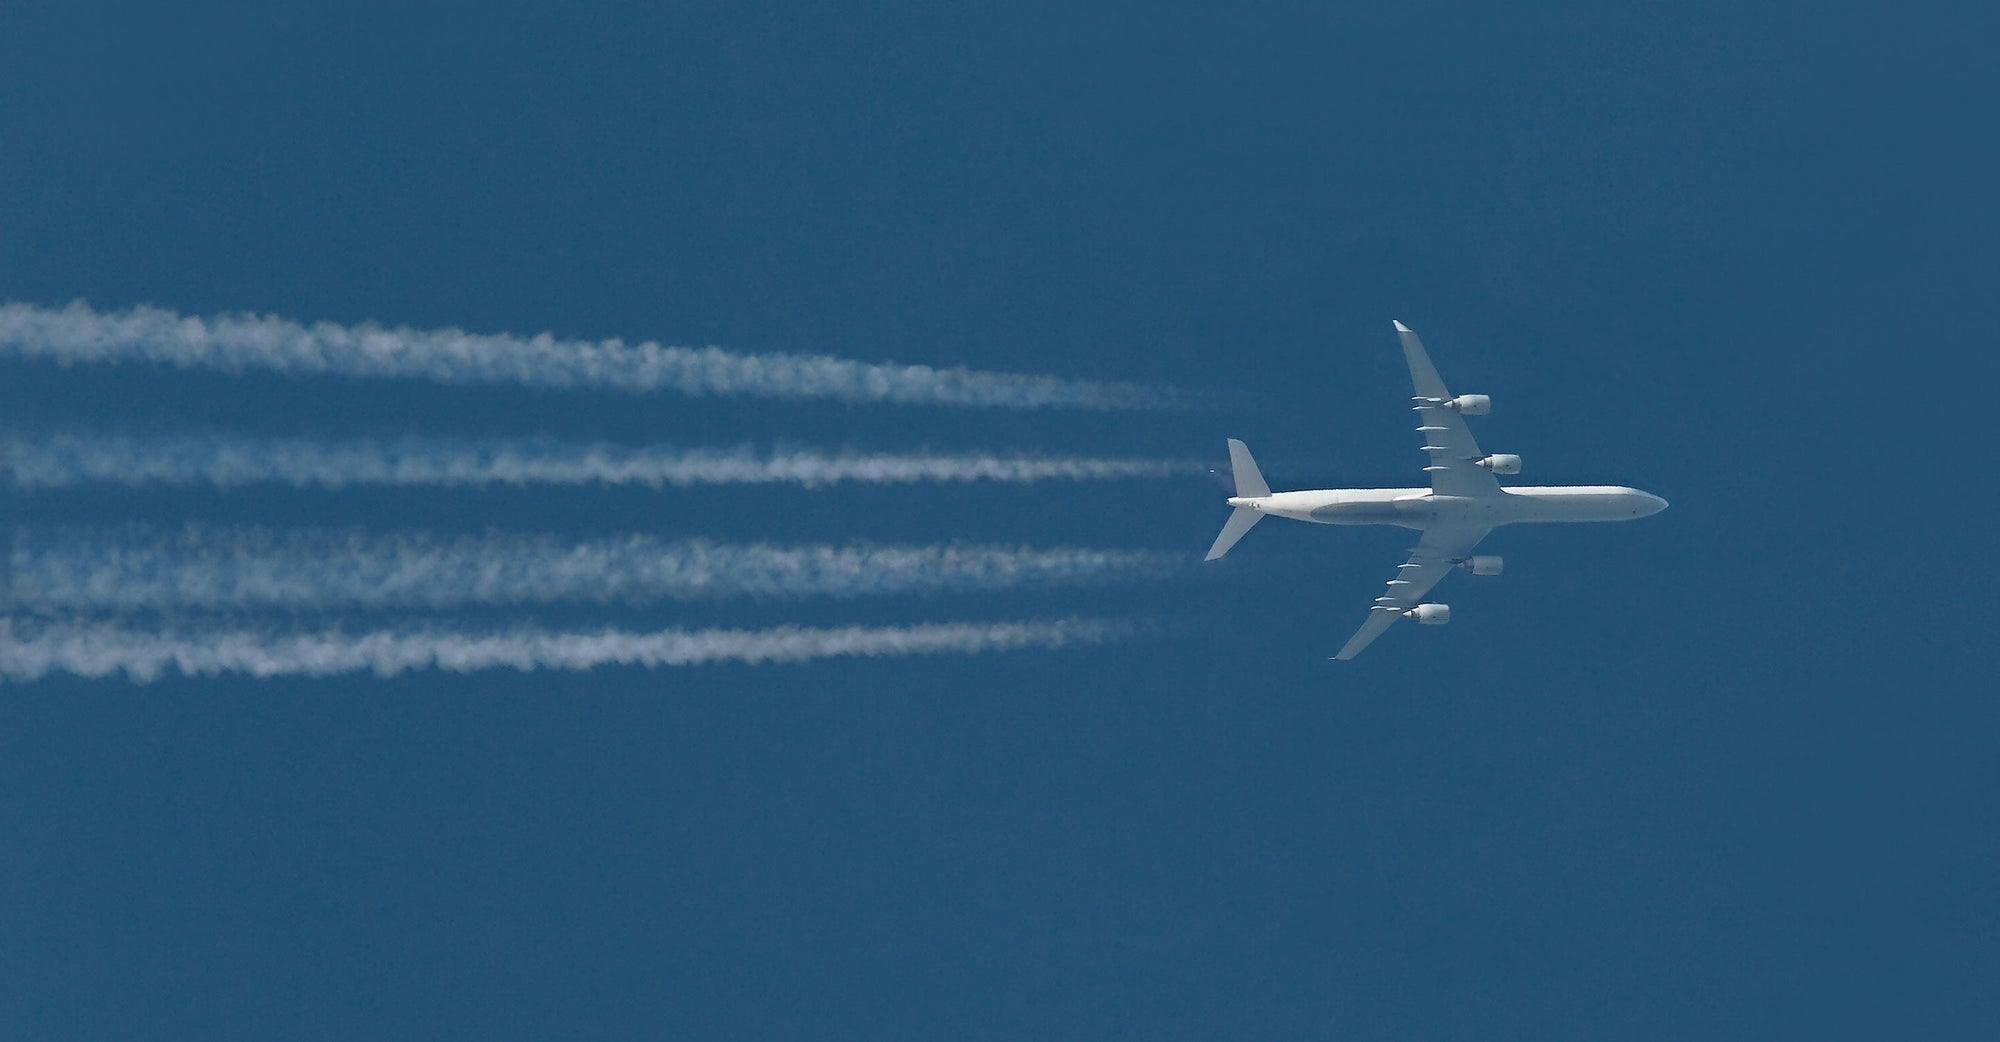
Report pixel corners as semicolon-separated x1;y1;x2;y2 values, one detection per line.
1395;321;1501;499
1333;522;1491;660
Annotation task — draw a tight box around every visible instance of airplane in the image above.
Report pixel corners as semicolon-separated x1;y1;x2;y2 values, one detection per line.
1204;321;1667;659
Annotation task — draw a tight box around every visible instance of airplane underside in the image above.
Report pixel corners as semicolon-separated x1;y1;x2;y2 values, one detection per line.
1232;486;1667;529
1204;321;1665;659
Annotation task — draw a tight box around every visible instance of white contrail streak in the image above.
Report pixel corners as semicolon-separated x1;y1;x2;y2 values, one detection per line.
1;528;1184;612
0;616;1142;683
0;433;1195;490
0;301;1191;409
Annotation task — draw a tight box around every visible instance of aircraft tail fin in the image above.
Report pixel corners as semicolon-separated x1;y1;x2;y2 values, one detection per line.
1225;439;1269;498
1205;507;1264;561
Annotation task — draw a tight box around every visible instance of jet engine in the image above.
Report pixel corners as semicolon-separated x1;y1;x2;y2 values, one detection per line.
1476;454;1521;475
1447;394;1491;415
1457;555;1503;575
1403;603;1451;625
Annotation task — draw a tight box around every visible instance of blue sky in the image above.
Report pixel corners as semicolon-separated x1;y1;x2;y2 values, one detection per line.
2;2;1996;1038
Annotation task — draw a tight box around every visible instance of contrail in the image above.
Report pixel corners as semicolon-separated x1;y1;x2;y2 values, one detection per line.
0;301;1191;410
0;616;1143;683
1;528;1186;612
0;433;1195;490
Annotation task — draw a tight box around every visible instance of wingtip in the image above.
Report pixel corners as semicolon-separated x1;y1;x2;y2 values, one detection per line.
1392;320;1412;333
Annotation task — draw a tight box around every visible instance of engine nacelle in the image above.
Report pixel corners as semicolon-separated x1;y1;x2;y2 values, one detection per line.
1403;603;1451;625
1457;555;1503;576
1476;453;1521;475
1447;394;1491;415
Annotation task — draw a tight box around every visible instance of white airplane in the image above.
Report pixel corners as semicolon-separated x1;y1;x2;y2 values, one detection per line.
1205;321;1667;659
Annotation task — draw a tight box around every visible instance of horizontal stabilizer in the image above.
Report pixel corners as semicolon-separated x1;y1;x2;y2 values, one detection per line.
1205;507;1264;561
1226;439;1269;498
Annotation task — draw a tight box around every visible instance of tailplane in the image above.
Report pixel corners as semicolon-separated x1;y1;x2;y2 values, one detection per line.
1205;507;1263;561
1226;438;1269;498
1204;439;1270;561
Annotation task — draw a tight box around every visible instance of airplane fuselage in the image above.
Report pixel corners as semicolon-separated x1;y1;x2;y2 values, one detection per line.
1226;485;1668;531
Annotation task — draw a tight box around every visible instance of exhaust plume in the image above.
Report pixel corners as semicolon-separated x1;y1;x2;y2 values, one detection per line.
0;301;1190;410
0;434;1184;492
1;528;1185;612
0;433;1194;491
0;616;1143;683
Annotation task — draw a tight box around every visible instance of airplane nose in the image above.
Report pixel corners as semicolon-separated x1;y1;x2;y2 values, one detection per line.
1643;492;1668;516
